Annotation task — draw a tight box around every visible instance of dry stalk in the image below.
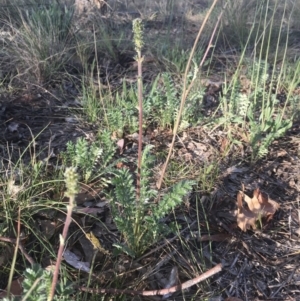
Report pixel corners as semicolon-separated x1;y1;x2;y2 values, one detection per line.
6;207;22;297
48;168;78;301
47;200;74;301
157;0;228;189
78;263;222;296
0;236;35;265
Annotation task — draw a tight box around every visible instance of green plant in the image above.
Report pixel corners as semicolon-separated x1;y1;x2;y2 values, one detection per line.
110;145;194;257
216;0;298;161
108;19;195;257
143;72;204;130
6;2;74;83
3;264;73;301
143;73;179;129
63;131;117;183
156;0;221;189
0;134;64;234
161;45;204;74
108;82;139;135
218;58;293;160
219;0;262;49
81;64;139;134
247;106;292;160
197;162;220;193
81;75;104;124
91;16;127;62
218;60;269;125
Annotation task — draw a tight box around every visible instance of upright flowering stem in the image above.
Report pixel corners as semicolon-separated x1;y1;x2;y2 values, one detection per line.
48;167;78;301
132;18;144;239
132;19;144;203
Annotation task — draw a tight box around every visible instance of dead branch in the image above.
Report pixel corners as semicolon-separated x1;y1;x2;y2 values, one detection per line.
78;263;222;296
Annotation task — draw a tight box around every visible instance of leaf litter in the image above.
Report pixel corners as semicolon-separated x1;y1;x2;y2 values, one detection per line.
236;188;280;231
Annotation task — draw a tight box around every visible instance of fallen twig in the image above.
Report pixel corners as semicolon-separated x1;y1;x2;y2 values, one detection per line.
0;236;35;265
78;263;222;296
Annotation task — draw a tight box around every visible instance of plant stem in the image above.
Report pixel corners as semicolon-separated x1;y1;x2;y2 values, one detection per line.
6;208;21;297
157;0;225;190
47;199;74;301
136;47;143;202
48;167;78;301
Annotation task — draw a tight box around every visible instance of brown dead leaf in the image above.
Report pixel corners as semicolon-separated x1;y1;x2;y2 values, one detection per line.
117;138;125;154
239;75;252;94
220;137;230;154
0;277;24;298
236;191;257;231
236;189;280;231
38;220;58;240
225;298;244;301
244;188;280;219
